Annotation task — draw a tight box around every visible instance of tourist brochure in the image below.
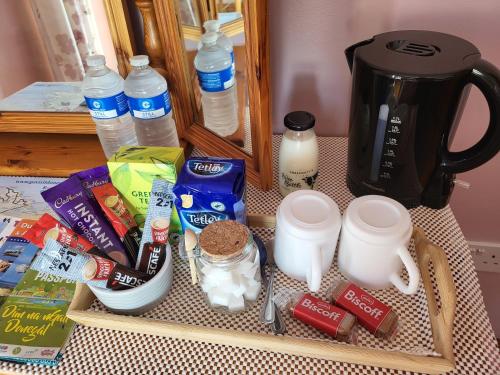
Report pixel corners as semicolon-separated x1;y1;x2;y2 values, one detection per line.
0;219;38;289
0;269;76;365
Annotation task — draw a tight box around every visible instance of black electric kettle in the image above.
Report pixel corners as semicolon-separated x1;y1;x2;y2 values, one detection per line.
345;30;500;208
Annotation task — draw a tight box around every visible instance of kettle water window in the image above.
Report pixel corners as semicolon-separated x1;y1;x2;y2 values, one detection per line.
370;105;389;182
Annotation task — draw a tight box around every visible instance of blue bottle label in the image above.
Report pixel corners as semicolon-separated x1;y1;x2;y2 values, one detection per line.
196;65;234;92
127;91;172;119
84;92;129;119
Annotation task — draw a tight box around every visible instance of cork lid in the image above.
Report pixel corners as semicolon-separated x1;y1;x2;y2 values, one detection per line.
199;220;249;260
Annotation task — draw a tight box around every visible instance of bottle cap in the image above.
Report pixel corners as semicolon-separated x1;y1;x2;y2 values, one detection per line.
201;32;218;45
87;55;106;67
130;55;150;67
284;111;316;131
204;20;221;32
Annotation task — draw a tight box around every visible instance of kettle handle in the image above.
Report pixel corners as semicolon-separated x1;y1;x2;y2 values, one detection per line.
345;38;374;72
442;59;500;173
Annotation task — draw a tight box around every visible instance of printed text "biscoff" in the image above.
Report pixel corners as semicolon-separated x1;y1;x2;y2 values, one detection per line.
344;289;383;319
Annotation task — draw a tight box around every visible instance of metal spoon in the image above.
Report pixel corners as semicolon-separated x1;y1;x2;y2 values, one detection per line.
258;238;286;334
271;300;286;335
259;263;275;324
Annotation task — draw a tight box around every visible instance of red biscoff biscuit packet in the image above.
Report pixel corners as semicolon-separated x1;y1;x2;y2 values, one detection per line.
274;288;357;343
328;279;399;340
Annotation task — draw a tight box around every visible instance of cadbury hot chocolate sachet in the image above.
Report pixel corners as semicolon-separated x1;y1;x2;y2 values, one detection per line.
72;165;110;198
31;239;151;290
92;183;141;264
41;175;132;267
136;179;174;276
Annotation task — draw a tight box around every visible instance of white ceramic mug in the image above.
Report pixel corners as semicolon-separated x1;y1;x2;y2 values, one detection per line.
337;195;420;295
274;190;342;292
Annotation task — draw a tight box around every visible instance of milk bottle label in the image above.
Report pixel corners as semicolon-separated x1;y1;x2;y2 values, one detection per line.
196;66;234;92
127;91;172;119
280;169;319;195
84;92;129;119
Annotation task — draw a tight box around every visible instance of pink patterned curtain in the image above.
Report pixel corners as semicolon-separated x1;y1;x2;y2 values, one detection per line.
30;0;101;81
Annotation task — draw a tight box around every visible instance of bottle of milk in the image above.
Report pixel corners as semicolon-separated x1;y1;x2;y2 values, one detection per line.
278;111;319;197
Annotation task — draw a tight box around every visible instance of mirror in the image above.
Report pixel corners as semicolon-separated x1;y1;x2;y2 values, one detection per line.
177;0;251;154
0;0;272;190
0;0;118;114
153;0;272;189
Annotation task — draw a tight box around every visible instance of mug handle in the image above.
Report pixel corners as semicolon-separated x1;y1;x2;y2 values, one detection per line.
389;245;420;295
305;244;322;292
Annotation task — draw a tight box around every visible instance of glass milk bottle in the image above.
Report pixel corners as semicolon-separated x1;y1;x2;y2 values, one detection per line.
278;111;319;197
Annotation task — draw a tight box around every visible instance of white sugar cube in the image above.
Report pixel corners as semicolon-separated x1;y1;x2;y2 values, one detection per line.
243;279;261;301
200;263;215;276
204;267;232;285
207;287;231;307
237;259;254;274
228;294;245;312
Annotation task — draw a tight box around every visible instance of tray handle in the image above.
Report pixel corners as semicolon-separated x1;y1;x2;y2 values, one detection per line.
413;227;457;367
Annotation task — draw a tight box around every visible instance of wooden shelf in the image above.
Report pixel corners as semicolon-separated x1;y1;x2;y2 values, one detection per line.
0;133;107;177
0;112;95;134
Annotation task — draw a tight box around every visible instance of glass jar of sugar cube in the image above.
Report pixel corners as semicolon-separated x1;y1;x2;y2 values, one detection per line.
196;220;261;314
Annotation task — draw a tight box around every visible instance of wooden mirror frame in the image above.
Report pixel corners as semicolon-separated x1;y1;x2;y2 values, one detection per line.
154;0;273;190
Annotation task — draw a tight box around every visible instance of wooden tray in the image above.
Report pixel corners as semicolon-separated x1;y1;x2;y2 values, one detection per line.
67;214;456;374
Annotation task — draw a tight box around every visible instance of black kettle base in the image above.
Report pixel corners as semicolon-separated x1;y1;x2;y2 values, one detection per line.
346;174;422;209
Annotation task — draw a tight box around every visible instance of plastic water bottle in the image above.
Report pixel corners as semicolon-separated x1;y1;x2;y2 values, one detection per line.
82;55;137;158
202;20;234;70
194;32;238;137
124;55;179;147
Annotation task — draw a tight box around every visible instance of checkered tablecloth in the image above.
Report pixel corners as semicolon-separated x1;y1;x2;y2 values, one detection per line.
1;137;499;375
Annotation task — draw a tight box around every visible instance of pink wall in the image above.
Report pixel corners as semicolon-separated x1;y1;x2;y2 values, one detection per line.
269;0;500;243
0;0;53;99
0;0;117;100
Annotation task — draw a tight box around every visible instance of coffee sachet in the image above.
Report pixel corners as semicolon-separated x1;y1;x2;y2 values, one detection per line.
92;183;141;264
23;213;110;259
31;239;151;290
136;179;174;276
41;175;131;266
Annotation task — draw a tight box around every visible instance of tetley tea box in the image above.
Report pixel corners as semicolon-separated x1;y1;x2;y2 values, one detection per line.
173;158;246;234
108;146;184;234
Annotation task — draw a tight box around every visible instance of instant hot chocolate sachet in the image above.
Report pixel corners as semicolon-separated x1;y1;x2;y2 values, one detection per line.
41;175;132;267
72;165;111;198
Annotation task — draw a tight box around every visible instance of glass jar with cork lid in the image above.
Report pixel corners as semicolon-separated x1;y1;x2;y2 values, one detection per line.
196;220;261;314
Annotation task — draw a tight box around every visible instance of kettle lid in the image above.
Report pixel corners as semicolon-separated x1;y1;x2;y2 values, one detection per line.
353;30;480;76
